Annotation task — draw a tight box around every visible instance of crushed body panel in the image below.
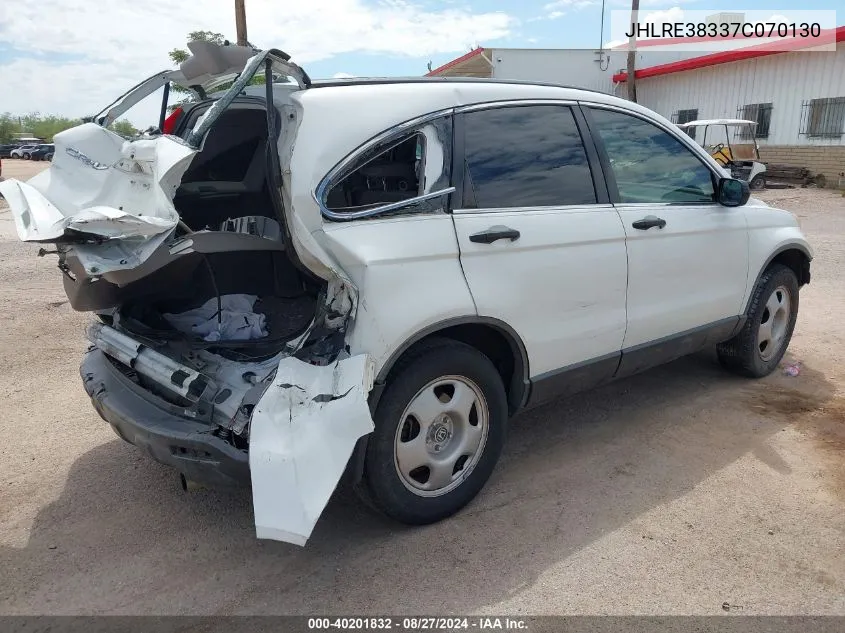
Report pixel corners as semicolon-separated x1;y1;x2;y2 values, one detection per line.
249;354;375;546
0;123;196;276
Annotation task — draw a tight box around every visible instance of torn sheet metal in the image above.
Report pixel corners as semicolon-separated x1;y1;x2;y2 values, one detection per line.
0;123;196;275
249;354;375;546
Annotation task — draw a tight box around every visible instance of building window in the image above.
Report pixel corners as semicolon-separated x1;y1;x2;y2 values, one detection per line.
671;109;699;139
800;97;845;138
737;103;772;139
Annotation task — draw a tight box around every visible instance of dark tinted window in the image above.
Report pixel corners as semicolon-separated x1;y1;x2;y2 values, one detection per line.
590;108;715;204
463;105;596;208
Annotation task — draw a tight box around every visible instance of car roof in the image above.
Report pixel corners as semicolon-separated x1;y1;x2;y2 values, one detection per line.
306;76;608;94
678;119;757;128
234;75;614;99
233;76;643;119
297;77;649;119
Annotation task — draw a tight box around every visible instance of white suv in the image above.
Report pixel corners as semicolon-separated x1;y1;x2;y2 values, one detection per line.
0;43;812;546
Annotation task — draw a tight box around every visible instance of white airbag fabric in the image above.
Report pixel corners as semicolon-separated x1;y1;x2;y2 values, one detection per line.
163;294;268;342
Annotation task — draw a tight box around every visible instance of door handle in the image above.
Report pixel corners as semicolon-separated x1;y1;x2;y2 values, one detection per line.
469;225;521;244
632;215;667;230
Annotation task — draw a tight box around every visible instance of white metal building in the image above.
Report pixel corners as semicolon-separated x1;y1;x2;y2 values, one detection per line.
428;27;845;185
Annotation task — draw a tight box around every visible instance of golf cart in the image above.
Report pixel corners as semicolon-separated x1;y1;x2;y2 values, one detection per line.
677;119;767;190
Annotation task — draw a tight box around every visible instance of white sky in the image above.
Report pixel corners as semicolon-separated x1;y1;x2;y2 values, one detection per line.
0;0;513;126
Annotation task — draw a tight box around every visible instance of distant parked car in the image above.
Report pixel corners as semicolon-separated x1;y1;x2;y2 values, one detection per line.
10;145;38;159
0;144;21;159
29;144;55;161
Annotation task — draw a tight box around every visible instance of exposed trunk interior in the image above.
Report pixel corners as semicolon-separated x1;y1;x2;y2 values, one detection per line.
76;100;324;359
116;249;317;359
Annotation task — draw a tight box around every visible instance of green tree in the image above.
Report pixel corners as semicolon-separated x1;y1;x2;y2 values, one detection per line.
0;112;83;142
168;30;227;66
0;114;18;144
109;119;138;139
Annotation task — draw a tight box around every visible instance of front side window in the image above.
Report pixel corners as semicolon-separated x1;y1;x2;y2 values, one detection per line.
590;107;716;204
462;105;596;209
324;116;452;215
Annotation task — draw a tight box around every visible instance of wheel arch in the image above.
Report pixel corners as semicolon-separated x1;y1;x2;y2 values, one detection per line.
346;317;530;486
374;316;530;414
744;244;811;316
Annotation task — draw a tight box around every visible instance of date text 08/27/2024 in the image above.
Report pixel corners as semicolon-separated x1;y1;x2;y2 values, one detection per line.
307;617;529;630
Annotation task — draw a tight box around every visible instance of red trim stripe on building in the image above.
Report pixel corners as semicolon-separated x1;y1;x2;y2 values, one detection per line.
613;26;845;83
425;47;485;76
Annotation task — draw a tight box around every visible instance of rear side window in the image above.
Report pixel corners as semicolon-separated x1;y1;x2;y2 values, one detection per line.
324;116;452;215
462;105;596;208
589;107;715;204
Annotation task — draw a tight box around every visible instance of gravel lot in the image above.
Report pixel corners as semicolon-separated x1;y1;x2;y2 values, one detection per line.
1;159;843;615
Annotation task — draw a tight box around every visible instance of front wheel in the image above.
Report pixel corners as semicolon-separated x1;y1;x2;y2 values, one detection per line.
717;264;799;377
364;339;508;525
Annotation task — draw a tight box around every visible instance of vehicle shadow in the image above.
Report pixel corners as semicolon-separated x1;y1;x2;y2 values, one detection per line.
0;351;836;615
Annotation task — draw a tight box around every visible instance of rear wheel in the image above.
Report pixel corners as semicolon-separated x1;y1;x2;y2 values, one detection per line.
717;264;799;377
749;174;766;190
364;339;507;525
22;153;30;160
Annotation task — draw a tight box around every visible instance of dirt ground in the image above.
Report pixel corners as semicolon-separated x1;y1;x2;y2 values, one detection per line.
0;159;843;615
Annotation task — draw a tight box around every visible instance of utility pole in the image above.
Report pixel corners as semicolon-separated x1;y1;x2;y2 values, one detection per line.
235;0;248;46
626;0;639;102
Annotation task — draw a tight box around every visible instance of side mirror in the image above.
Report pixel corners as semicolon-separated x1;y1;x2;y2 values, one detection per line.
717;177;750;207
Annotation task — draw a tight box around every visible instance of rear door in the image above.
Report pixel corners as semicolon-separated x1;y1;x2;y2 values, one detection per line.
452;103;629;406
583;105;748;376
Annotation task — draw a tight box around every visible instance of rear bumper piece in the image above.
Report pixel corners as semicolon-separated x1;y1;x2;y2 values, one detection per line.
81;348;249;487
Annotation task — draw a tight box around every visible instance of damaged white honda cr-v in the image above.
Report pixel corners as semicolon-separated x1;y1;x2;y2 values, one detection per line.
2;42;812;546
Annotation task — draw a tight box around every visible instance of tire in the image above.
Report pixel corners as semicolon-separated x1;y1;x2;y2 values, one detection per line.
717;264;799;377
749;174;766;190
364;338;508;525
22;153;30;160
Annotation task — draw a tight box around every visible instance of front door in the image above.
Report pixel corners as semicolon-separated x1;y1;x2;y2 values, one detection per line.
451;103;629;405
584;105;749;375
